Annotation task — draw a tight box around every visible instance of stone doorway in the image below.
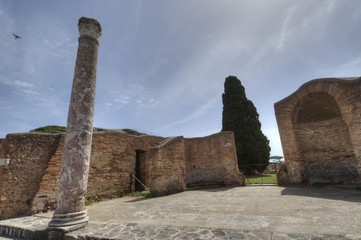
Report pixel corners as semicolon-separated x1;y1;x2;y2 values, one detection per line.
134;150;146;191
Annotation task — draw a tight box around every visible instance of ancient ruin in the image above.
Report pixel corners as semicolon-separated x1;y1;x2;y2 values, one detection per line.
0;17;244;225
275;77;361;185
0;130;243;220
46;17;102;231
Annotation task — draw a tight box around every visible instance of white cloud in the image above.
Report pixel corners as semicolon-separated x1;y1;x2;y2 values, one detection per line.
103;83;159;114
1;0;361;143
136;98;159;108
14;80;34;89
114;95;130;106
324;55;361;77
276;5;297;51
158;95;218;131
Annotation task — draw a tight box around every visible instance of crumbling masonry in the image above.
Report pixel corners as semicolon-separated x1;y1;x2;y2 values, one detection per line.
0;130;243;220
275;77;361;185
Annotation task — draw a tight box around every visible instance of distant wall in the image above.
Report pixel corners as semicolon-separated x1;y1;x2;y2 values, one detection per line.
31;132;163;215
185;132;242;186
0;139;4;156
0;130;242;220
87;133;162;199
0;132;163;219
146;132;243;195
275;78;361;185
147;137;186;195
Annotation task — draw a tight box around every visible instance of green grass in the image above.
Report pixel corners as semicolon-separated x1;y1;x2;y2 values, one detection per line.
246;173;277;185
127;191;152;197
85;197;99;206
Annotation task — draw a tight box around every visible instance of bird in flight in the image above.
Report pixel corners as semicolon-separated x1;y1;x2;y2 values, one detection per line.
12;33;21;40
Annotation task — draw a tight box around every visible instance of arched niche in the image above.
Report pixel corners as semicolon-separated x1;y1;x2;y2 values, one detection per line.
293;92;341;124
292;92;357;184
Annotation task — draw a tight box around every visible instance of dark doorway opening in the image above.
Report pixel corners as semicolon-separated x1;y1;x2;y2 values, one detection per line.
135;150;146;191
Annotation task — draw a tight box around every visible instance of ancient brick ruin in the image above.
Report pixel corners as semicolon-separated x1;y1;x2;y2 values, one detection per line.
275;77;361;185
0;130;243;220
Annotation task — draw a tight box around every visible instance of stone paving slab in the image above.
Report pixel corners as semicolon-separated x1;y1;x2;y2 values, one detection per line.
1;186;361;239
1;219;358;240
64;222;359;240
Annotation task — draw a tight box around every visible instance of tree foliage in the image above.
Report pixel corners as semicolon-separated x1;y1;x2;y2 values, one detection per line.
29;125;66;133
221;76;270;174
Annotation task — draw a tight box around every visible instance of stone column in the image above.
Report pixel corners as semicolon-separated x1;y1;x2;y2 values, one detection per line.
48;17;101;231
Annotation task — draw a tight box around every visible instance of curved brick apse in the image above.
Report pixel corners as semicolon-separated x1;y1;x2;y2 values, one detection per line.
274;77;361;185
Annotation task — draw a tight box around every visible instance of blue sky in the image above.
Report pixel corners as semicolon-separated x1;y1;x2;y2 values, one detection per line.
1;0;361;157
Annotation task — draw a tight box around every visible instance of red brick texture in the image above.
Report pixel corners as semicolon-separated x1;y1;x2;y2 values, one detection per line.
274;77;361;185
0;131;242;219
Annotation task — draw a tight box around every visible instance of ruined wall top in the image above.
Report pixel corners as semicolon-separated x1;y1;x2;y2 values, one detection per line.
275;77;361;107
78;17;102;40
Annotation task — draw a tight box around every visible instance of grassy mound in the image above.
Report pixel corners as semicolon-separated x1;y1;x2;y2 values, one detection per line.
30;125;66;133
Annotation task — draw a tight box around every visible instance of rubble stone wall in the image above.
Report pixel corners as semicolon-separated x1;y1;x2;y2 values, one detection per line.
30;132;163;216
87;132;163;199
0;133;60;219
147;137;186;195
185;132;242;186
275;78;361;184
0;130;241;219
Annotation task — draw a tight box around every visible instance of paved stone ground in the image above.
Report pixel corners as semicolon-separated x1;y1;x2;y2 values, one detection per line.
1;186;361;239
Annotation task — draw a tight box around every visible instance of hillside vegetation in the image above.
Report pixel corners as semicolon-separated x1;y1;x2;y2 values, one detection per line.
29;125;66;133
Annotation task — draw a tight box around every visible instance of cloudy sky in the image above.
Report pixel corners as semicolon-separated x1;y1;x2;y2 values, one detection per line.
1;0;361;156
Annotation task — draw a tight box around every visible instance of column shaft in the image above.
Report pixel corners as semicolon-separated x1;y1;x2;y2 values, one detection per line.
49;17;102;231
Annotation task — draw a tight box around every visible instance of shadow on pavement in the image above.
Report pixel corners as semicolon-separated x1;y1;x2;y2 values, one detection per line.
281;185;361;203
187;186;236;192
125;186;235;202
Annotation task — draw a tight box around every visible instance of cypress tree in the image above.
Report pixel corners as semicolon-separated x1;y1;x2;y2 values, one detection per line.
222;76;270;174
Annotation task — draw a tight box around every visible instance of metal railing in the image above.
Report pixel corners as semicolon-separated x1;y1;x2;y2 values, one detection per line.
131;173;150;191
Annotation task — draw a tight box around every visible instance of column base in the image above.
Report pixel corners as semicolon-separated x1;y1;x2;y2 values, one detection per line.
48;210;89;232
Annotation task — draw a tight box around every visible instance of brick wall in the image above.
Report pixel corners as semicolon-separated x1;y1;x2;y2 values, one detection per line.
0;130;242;219
147;137;186;195
0;133;60;219
31;132;163;215
275;77;361;184
184;132;243;186
87;132;163;199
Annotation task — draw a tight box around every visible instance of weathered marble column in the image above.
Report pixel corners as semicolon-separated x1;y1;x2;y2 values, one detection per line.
48;17;101;231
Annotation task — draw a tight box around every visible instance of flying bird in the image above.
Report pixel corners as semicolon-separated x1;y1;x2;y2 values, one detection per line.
12;33;21;40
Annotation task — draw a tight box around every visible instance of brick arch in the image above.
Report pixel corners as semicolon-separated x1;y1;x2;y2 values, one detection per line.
292;92;341;124
278;79;359;120
275;77;361;184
